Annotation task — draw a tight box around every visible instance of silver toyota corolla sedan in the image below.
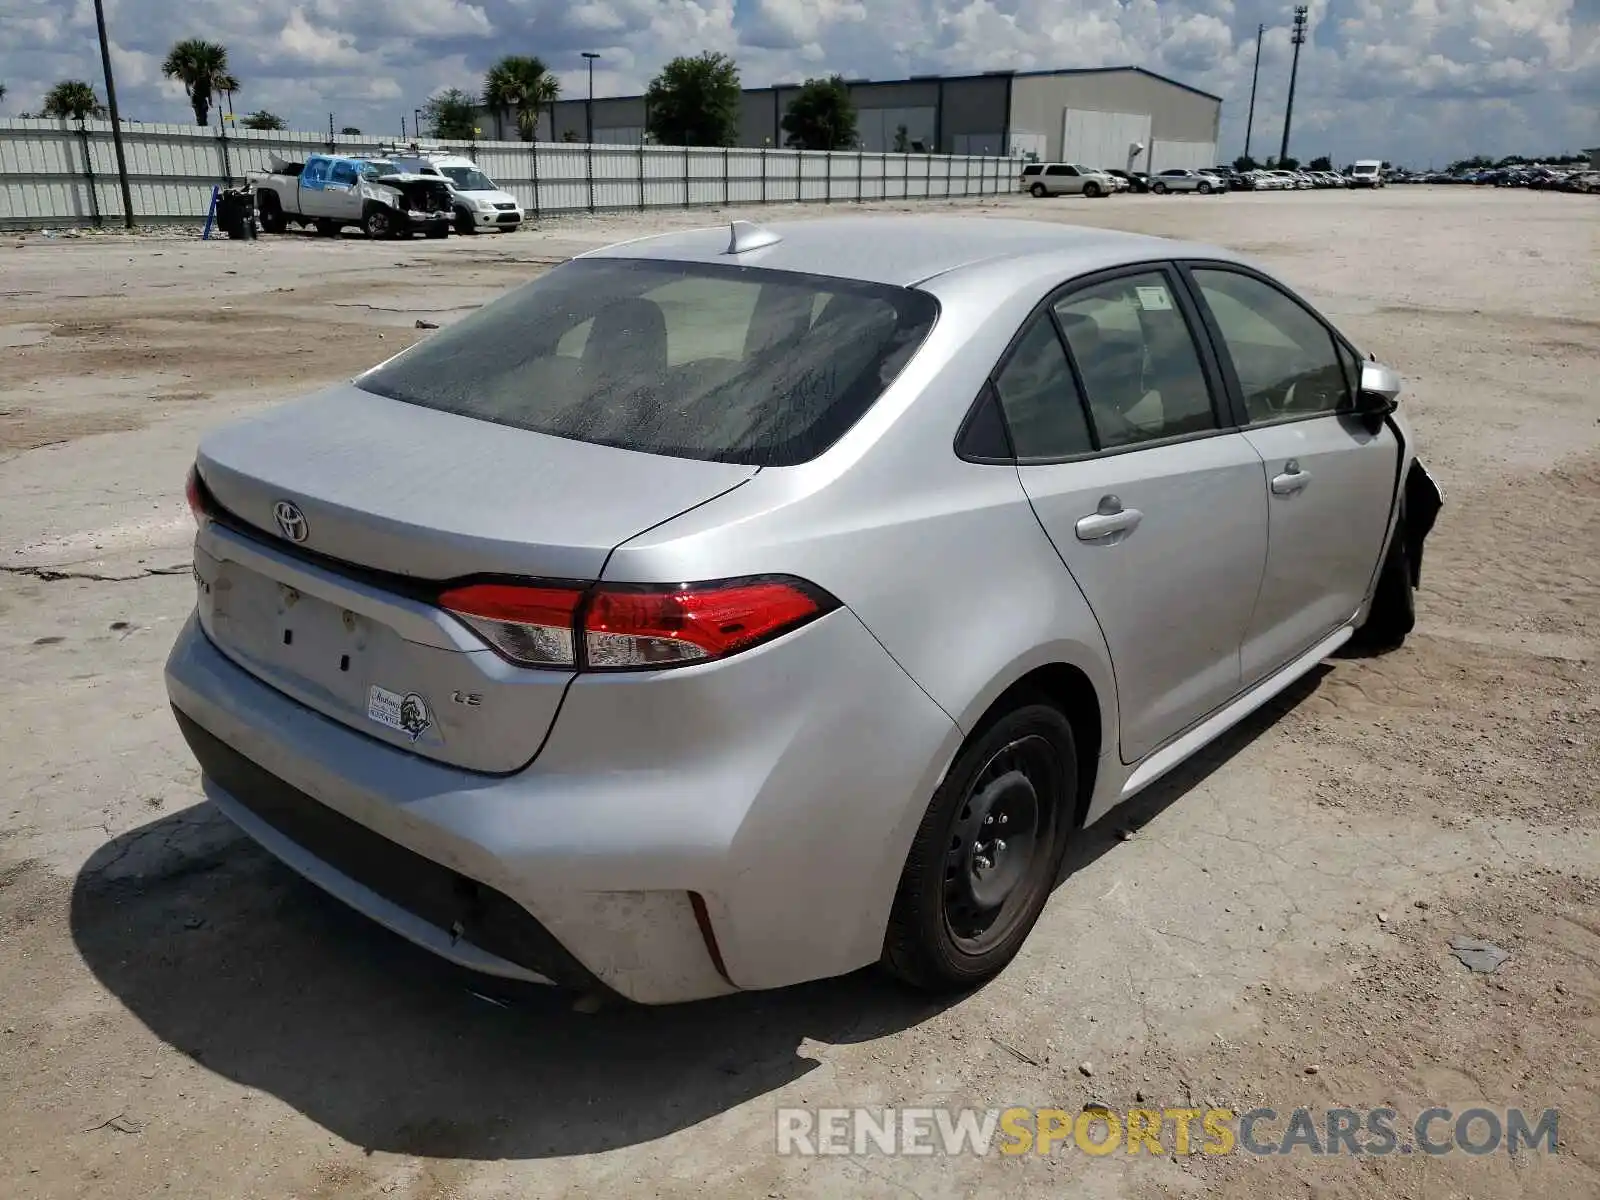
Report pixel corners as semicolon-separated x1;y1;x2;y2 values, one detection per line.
166;216;1442;1004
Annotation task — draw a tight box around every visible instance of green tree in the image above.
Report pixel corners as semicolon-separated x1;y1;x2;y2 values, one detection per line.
41;80;106;121
781;75;857;151
162;40;234;127
240;110;285;131
483;55;559;141
162;40;234;126
892;124;910;153
645;52;741;147
0;83;7;104
1233;154;1259;171
424;88;478;140
1307;154;1332;171
340;126;362;135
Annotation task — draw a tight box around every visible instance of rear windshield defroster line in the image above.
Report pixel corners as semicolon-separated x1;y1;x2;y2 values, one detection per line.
355;257;940;467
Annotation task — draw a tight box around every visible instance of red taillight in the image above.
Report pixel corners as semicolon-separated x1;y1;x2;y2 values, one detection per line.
585;579;828;669
437;583;585;667
438;576;833;671
185;465;211;525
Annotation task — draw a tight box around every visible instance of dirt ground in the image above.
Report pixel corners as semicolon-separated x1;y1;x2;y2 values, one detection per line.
1;188;1596;1200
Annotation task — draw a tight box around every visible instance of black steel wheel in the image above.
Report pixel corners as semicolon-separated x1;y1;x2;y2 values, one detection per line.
363;206;394;239
257;193;287;234
883;698;1077;992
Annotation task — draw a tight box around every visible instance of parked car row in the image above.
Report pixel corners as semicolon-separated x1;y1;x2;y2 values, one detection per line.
1391;166;1600;191
1020;162;1400;200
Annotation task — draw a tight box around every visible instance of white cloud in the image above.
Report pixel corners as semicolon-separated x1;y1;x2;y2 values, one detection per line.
0;0;1594;163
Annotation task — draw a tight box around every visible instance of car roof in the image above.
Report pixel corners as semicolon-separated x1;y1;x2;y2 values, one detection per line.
578;216;1251;288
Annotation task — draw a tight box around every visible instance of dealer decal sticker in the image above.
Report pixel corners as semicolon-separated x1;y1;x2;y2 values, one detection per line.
368;685;432;742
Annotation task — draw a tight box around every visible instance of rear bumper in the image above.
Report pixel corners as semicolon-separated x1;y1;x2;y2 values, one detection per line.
165;607;960;1003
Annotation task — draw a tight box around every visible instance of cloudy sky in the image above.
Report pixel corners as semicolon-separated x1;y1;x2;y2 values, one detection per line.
3;0;1597;166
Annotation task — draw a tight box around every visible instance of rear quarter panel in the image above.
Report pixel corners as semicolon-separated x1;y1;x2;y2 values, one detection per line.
602;260;1127;777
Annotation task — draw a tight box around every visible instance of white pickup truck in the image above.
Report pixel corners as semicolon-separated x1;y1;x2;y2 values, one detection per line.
251;154;455;239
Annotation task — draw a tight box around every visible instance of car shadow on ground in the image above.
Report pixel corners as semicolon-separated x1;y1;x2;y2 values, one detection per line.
69;666;1329;1161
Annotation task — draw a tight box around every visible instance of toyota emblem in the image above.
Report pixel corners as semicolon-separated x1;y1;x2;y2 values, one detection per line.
273;500;309;543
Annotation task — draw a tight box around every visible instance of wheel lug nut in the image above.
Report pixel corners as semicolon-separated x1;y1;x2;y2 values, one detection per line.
995;839;1006;853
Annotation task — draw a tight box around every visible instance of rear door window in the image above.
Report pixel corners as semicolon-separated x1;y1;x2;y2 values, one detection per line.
1052;271;1218;448
992;316;1094;460
357;259;939;466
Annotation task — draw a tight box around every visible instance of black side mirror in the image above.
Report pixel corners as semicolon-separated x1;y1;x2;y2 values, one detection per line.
1356;361;1401;427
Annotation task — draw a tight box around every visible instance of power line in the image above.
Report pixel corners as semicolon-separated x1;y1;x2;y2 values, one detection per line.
1280;5;1308;165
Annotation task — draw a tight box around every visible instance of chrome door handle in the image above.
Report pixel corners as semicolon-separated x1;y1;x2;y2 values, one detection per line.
1270;460;1311;495
1075;495;1144;542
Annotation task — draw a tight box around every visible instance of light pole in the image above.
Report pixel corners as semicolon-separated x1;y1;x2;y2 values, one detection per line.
582;52;599;144
91;0;135;228
414;107;423;139
1244;23;1264;163
1280;6;1309;166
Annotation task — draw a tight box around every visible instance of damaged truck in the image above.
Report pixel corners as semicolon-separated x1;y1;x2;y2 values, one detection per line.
251;154;455;239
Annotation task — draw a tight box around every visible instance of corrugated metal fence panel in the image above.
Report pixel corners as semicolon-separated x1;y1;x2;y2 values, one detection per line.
594;146;641;210
0;119;1018;227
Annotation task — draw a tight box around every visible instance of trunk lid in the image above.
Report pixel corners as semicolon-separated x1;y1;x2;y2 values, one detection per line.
193;383;756;771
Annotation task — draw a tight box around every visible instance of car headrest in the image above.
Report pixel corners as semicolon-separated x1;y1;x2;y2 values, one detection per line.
582;298;668;379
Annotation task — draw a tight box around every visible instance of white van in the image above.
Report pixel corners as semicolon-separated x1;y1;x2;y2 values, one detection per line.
385;149;524;233
1349;160;1384;188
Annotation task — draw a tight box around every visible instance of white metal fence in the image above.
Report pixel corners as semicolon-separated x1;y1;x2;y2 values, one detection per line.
0;118;1021;229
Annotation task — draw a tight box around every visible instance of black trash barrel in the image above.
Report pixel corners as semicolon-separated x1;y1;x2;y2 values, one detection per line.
218;187;257;240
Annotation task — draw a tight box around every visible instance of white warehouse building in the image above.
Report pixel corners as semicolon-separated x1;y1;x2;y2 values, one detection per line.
528;66;1222;173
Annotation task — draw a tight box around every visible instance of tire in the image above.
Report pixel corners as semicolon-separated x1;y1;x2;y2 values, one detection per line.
1083;181;1101;198
257;193;286;234
455;207;477;234
1198;181;1213;194
1151;181;1168;194
882;698;1078;993
362;206;395;240
1029;183;1047;198
1352;521;1416;651
313;219;338;238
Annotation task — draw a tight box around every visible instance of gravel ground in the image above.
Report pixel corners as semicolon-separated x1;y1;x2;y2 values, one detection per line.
1;186;1596;1200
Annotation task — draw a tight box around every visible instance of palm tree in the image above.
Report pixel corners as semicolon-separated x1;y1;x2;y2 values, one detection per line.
42;80;106;121
483;56;559;141
162;39;234;127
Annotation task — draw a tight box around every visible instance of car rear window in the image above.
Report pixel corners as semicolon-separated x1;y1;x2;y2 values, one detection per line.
356;258;939;467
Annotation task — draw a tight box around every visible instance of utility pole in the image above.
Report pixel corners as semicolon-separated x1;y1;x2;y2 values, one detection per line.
582;52;600;144
1244;23;1264;162
91;0;135;228
1280;5;1308;166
